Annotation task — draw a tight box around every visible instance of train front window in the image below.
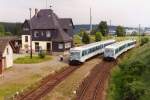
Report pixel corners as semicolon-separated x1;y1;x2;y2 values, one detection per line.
106;49;114;56
70;51;80;59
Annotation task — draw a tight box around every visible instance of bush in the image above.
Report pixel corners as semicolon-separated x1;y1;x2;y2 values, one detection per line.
38;51;46;59
140;37;149;46
95;32;102;42
122;81;145;100
116;26;126;37
82;32;90;44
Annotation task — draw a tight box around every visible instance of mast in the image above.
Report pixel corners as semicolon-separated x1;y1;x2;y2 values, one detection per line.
90;8;92;33
46;0;48;8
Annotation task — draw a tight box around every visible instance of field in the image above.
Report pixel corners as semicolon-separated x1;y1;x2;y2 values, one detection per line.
107;41;150;100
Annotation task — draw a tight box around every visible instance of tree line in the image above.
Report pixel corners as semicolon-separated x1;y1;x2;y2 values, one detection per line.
79;21;126;44
0;22;22;36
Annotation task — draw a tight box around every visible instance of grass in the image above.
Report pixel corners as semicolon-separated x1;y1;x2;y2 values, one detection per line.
14;55;52;64
107;42;150;100
0;65;68;100
0;74;42;100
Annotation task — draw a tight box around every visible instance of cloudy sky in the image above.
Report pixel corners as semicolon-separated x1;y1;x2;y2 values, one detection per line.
0;0;150;27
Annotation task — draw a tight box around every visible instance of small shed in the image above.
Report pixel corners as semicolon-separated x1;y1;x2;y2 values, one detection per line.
0;38;13;74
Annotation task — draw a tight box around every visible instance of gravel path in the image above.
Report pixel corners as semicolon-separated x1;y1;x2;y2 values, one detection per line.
0;56;68;85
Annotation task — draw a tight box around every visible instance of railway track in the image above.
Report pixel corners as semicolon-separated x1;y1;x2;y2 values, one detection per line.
15;66;78;100
76;60;116;100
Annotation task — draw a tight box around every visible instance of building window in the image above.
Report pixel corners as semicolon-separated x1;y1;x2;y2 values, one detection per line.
64;29;68;33
41;32;44;36
46;31;51;38
35;42;39;52
23;28;29;31
25;36;28;42
65;42;71;49
58;44;63;49
34;31;39;37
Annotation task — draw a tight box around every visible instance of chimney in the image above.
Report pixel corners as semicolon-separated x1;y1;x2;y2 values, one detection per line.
35;8;38;17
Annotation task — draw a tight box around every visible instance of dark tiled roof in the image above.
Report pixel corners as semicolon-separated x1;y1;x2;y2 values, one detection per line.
50;10;72;42
0;37;11;56
59;18;74;29
30;9;58;29
29;9;72;42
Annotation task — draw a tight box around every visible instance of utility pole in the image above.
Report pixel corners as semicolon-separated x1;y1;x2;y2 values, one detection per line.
29;8;32;59
139;24;141;44
46;0;48;9
109;20;111;34
90;8;92;34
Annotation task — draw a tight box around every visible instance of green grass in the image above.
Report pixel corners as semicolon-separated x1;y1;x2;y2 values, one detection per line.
107;42;150;100
14;55;52;64
0;74;42;100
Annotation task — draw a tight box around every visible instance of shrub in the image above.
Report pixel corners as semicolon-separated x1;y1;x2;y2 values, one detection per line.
82;32;90;44
38;51;46;59
95;32;102;42
122;81;145;100
140;37;149;46
116;26;126;37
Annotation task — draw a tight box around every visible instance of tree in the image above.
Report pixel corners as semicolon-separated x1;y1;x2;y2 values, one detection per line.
78;29;85;37
140;37;149;46
13;23;22;36
95;32;102;42
97;21;108;36
116;26;126;36
82;32;90;44
0;24;5;36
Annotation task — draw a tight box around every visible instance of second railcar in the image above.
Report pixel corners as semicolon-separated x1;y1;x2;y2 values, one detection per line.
104;40;136;60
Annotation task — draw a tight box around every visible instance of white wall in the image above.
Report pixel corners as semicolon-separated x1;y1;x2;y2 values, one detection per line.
32;41;52;52
2;44;13;68
21;35;31;51
22;35;53;52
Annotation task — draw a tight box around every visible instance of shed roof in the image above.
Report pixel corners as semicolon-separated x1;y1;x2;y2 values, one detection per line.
0;37;11;56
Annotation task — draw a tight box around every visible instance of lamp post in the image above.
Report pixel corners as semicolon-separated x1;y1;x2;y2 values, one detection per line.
29;8;32;59
139;24;141;44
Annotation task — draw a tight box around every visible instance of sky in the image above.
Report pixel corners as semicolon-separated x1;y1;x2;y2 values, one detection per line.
0;0;150;27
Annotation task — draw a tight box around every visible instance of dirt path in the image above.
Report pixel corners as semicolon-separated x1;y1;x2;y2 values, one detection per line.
76;61;116;100
0;56;67;85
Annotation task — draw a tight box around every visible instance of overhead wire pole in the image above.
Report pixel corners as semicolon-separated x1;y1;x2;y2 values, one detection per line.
29;8;32;59
139;24;141;44
109;20;111;34
90;7;92;34
46;0;48;9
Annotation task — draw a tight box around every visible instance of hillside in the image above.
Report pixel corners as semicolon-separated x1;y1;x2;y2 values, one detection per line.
107;41;150;100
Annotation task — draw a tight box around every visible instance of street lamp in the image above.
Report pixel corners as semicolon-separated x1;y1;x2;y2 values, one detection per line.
29;8;32;59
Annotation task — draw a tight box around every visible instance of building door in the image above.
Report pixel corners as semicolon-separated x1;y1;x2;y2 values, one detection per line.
47;43;51;54
35;42;39;52
0;59;2;75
